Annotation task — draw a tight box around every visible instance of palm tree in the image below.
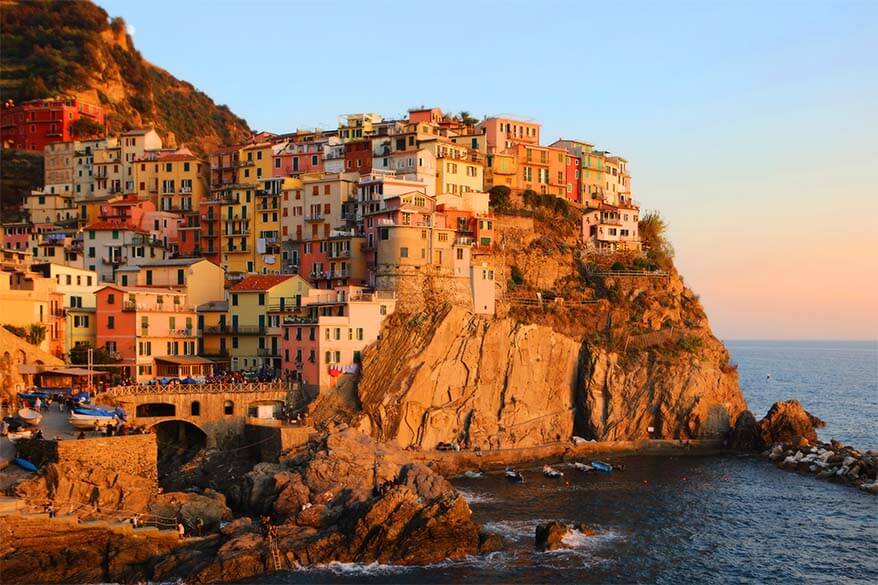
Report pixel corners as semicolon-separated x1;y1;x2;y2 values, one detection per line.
458;111;478;126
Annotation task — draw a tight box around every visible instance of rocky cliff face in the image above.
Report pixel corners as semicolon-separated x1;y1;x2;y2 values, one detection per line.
357;306;579;449
353;208;748;448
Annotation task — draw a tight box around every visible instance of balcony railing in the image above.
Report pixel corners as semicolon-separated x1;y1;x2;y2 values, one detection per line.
304;214;324;222
257;348;280;357
122;301;193;312
203;325;266;335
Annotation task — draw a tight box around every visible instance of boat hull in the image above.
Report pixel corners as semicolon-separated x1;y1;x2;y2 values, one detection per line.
68;413;113;430
17;408;42;426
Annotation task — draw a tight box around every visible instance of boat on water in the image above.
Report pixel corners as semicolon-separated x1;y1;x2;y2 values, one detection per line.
68;406;125;430
17;408;42;426
591;460;613;473
504;467;525;483
572;462;594;472
543;465;564;478
463;470;484;479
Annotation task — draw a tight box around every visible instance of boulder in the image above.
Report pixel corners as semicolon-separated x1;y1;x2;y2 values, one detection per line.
397;463;454;501
757;401;825;447
151;490;233;532
535;521;569;551
730;410;760;451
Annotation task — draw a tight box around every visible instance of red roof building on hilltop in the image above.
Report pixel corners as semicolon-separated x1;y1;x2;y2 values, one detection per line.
1;97;106;151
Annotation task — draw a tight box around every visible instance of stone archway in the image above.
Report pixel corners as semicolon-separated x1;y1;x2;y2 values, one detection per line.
151;419;208;480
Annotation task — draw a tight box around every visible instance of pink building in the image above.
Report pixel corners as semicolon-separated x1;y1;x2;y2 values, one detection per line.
477;116;541;154
276;286;396;395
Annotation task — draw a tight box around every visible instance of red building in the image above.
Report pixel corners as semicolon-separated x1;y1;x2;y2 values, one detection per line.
344;140;372;174
565;155;581;203
1;98;106;151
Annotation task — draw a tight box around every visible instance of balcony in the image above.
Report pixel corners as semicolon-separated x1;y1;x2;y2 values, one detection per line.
168;328;195;338
122;301;193;312
203;325;266;335
304;214;324;222
102;256;125;265
257;348;280;357
329;248;351;259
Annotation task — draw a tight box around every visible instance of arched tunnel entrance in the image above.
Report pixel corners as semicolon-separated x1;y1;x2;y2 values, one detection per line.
152;419;208;481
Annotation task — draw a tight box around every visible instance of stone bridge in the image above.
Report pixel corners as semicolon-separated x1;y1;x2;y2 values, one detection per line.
96;381;305;448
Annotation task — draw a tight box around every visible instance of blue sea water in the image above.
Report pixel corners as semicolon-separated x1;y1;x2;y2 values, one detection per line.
266;341;878;584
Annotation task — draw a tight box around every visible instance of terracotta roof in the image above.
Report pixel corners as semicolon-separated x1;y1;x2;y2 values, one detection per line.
230;274;293;291
83;221;139;231
157;146;200;162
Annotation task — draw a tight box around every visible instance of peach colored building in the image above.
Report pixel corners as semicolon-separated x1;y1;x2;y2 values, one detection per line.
582;204;641;251
95;285;197;381
477;116;541;154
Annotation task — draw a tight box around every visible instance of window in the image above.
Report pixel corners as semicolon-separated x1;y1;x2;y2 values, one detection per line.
400;247;409;258
107;293;115;305
223;400;234;415
177;269;184;285
88;247;95;258
107;316;115;329
258;293;265;306
191;401;200;416
232;294;238;306
356;328;364;341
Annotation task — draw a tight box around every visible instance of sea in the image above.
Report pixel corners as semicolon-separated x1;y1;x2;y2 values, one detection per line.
267;340;878;584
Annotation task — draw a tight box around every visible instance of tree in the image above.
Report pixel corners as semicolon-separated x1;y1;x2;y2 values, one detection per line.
68;342;119;366
458;111;478;126
489;185;511;208
27;324;46;346
69;117;104;138
639;211;675;270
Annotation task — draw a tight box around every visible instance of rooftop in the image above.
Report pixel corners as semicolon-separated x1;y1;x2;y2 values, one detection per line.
230;274;294;292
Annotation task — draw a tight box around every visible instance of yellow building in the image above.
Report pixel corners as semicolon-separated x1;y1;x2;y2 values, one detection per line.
197;299;229;364
427;141;485;196
29;263;100;354
485;153;517;190
23;189;77;224
114;258;225;307
155;148;209;213
0;267;66;357
227;274;311;372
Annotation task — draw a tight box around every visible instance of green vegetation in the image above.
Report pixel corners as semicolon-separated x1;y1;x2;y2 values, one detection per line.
3;324;47;346
68;342;119;366
69;117;104;138
678;334;704;354
638;211;675;271
1;0;251;152
521;189;574;218
509;265;524;287
0;149;44;220
489;185;511;210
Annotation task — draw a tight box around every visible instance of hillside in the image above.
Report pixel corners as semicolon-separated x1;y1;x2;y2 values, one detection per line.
346;196;747;449
0;0;251;153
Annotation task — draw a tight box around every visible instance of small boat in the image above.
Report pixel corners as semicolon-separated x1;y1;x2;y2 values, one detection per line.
13;457;38;472
6;430;34;442
463;470;484;479
543;465;564;478
591;460;613;473
17;408;42;426
504;467;525;483
572;462;594;472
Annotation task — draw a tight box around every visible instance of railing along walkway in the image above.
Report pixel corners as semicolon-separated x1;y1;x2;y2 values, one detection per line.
99;381;299;398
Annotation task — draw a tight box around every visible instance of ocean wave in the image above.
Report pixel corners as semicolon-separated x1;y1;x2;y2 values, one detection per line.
456;487;498;504
301;561;416;576
482;518;558;540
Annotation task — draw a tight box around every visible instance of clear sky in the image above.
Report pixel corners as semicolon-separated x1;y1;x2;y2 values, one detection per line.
97;0;878;340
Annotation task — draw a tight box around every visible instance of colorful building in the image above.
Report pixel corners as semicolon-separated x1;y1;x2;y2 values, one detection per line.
0;265;66;357
226;274;311;372
1;97;106;152
30;263;100;354
95;285;198;381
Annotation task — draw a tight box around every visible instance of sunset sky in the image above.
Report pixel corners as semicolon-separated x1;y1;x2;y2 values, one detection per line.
99;0;878;340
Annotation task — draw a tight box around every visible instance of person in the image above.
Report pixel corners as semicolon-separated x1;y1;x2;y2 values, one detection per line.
0;419;8;437
34;429;44;440
177;522;185;539
196;517;204;537
93;420;99;433
34;397;42;411
47;504;55;518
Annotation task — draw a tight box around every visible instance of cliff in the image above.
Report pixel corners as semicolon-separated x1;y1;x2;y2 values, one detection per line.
1;0;251;153
352;203;747;449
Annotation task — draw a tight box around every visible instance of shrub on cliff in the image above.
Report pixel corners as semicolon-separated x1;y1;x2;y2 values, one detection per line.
678;335;704;354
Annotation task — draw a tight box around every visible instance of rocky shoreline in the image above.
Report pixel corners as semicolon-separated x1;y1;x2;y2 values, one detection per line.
766;441;878;494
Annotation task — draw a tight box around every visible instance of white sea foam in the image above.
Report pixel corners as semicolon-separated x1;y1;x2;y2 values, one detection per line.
482;518;557;540
456;487;498;504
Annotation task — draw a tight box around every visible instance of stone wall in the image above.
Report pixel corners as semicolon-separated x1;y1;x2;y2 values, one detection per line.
375;265;474;313
54;434;157;480
17;435;158;480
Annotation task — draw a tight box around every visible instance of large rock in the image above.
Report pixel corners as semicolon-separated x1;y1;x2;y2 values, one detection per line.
578;337;747;441
535;521;569;551
757;401;826;446
150;489;233;532
357;306;580;450
730;410;761;451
